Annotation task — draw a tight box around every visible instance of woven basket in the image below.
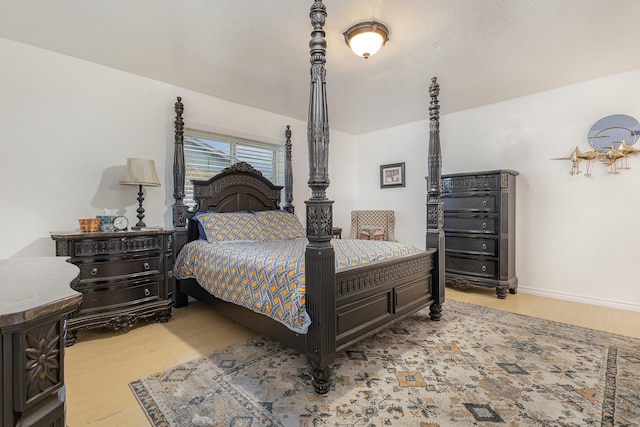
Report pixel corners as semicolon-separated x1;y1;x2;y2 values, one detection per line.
79;218;101;232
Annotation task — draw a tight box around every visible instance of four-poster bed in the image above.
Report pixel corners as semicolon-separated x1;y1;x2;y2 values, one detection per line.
170;0;445;394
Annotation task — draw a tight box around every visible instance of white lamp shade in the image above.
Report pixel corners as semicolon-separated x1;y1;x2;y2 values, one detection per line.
119;158;161;186
349;32;385;58
344;21;390;59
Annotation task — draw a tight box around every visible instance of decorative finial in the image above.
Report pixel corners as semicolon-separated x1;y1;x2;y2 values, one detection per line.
429;77;440;131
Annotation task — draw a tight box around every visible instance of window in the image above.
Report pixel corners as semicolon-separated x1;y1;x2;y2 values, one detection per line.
184;128;285;207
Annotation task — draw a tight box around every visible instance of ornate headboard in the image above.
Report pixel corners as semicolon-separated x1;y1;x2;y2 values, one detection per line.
171;95;293;248
191;162;282;213
179;162;282;242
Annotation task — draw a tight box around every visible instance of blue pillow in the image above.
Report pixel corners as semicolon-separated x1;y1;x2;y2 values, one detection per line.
192;212;209;240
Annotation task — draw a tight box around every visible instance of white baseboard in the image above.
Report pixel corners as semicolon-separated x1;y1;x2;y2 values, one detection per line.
518;286;640;312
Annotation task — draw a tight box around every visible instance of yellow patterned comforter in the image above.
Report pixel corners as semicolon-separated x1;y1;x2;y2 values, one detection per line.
173;238;419;333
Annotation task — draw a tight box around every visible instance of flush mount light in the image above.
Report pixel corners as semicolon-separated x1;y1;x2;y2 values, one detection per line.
343;21;390;59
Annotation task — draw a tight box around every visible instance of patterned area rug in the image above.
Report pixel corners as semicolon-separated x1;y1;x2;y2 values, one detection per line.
130;300;640;426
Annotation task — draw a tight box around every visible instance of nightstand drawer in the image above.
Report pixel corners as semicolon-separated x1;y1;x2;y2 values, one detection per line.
442;194;497;212
445;255;498;279
77;256;160;282
444;216;498;234
446;235;497;256
79;279;160;313
72;236;164;257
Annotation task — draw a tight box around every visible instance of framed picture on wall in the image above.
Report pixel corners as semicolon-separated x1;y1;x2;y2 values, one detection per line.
380;162;405;188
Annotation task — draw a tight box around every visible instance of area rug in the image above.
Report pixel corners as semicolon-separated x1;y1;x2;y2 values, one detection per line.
130;300;640;426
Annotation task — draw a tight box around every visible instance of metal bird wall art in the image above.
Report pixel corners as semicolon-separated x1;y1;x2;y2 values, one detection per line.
552;141;638;177
560;114;640;177
600;146;626;174
615;141;640;169
551;146;600;177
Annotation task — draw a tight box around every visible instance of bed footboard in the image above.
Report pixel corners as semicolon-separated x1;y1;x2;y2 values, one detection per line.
335;250;436;350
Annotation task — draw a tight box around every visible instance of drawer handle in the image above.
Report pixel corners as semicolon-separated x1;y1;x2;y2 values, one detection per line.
143;262;150;270
482;265;487;272
482;200;487;206
482;243;487;250
482;222;487;229
144;288;151;297
90;267;98;276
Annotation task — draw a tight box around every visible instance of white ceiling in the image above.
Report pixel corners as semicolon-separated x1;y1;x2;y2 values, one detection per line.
2;0;640;135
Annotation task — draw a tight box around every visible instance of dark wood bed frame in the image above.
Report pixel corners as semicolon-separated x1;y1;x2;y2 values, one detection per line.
170;0;445;394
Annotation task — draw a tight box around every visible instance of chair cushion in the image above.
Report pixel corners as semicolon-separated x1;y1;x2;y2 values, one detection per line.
358;225;385;240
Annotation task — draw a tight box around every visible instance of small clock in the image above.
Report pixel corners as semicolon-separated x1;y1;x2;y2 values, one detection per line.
113;216;129;231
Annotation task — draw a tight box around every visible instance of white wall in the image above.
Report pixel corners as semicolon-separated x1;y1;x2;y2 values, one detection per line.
3;36;637;312
356;70;640;311
351;120;429;243
0;37;356;259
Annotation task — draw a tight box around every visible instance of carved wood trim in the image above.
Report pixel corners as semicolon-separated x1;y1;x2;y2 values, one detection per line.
55;241;68;257
442;174;500;192
173;96;187;229
73;236;164;257
336;255;433;298
24;322;61;401
283;125;294;213
193;174;281;201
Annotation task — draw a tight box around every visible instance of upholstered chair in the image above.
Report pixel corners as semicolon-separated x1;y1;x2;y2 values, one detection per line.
350;210;396;241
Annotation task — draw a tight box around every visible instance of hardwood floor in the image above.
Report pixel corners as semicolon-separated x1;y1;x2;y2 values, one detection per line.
64;288;640;426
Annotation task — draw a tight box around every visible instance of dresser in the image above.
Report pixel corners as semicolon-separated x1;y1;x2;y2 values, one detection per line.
50;229;174;345
1;257;81;427
441;170;518;299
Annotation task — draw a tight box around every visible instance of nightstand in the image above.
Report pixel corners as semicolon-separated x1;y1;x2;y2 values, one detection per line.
50;228;174;345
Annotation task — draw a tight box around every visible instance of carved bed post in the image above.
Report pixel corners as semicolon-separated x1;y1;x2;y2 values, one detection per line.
172;97;190;307
305;0;336;394
172;97;188;230
282;125;295;213
426;77;445;320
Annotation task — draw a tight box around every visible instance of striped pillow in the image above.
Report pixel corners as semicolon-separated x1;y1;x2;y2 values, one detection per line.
198;212;265;243
254;210;305;240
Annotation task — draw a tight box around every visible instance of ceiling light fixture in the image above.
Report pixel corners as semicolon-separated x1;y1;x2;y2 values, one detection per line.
343;21;390;59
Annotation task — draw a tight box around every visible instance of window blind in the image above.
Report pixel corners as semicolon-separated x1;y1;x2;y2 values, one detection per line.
183;128;284;206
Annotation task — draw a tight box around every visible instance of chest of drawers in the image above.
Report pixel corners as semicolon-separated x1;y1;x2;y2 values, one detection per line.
441;170;518;299
51;229;174;345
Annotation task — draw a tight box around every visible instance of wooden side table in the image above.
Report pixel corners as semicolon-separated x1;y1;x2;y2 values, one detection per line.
332;227;342;239
51;228;174;345
0;257;81;427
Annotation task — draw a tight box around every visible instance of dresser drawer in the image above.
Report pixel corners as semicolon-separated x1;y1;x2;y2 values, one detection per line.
71;236;165;257
442;193;497;212
77;256;160;282
446;235;497;256
444;216;498;234
79;279;160;313
445;255;498;279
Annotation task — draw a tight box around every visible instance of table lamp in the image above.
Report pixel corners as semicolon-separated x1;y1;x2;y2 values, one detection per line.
119;158;161;229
